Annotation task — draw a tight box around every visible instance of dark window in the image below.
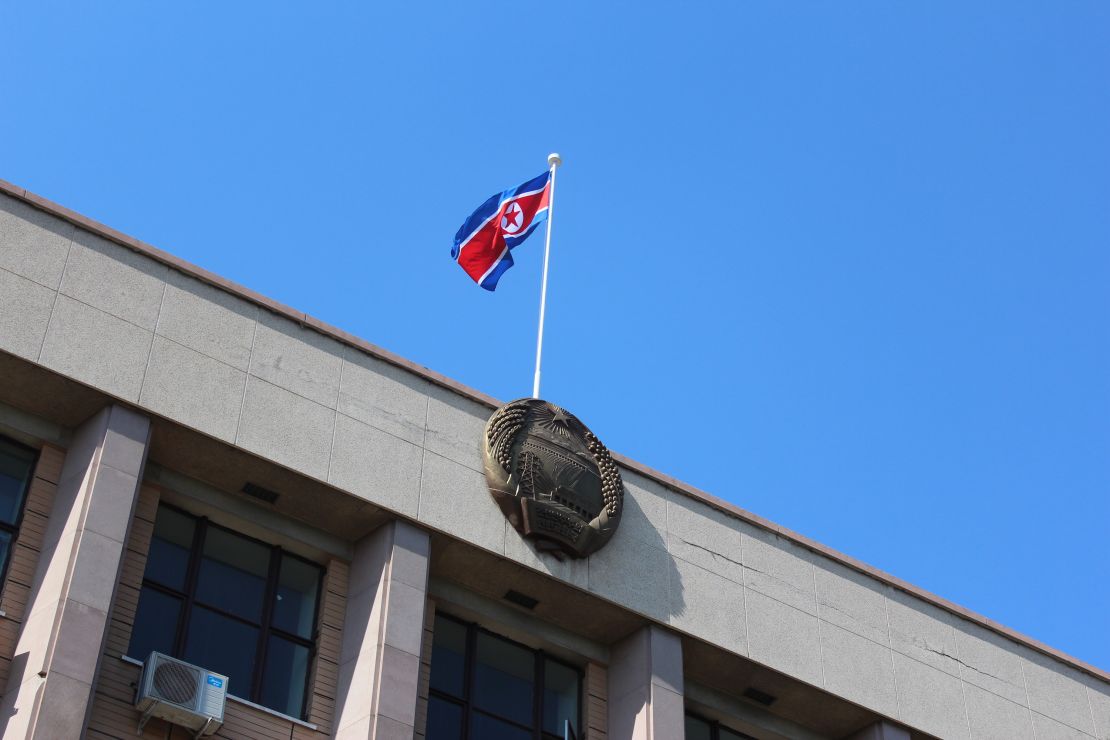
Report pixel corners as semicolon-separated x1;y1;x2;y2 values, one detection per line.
428;614;581;740
685;713;755;740
0;437;36;584
128;504;323;719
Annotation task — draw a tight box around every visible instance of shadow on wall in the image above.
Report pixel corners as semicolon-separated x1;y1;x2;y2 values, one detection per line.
586;477;686;625
0;649;31;735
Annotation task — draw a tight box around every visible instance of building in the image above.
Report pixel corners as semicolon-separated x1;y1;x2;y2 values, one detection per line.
0;178;1105;740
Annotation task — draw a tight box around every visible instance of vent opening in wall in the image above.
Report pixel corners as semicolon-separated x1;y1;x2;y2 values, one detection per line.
742;687;776;707
241;483;279;504
503;589;539;610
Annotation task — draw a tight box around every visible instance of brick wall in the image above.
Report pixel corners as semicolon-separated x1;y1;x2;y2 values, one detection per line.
303;558;348;735
0;444;64;690
86;485;350;740
584;662;608;740
413;598;436;739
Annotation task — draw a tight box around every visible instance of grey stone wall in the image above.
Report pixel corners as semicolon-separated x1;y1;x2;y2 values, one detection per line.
2;191;1108;739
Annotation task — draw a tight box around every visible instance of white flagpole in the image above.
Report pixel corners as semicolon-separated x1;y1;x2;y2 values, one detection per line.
532;152;561;399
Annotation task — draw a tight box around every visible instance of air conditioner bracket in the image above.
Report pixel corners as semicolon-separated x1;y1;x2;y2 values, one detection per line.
194;717;217;739
136;704;156;736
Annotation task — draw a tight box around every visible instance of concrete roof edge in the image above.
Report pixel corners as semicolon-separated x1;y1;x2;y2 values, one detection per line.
3;177;1106;685
617;450;1110;683
0;178;502;410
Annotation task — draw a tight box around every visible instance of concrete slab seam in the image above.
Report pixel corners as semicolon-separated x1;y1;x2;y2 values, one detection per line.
51;286;163;337
235;375;338;482
327;360;346;484
1030;710;1096;739
418;393;430;521
136;282;168;404
884;588;901;726
333;408;432;455
34;237;72;364
737;530;752;659
329;344;343;410
0;265;52;359
416;440;435;535
321;408;335;487
232;317;258;445
811;556;827;690
244;359;344;414
1018;657;1037;735
1084;685;1097;740
952;621;974;739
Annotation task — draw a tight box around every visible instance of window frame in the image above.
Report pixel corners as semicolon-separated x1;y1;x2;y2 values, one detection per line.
685;711;757;740
130;503;324;719
429;613;583;740
0;435;39;587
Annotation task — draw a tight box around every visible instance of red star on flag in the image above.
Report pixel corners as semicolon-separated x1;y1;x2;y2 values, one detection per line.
502;202;522;232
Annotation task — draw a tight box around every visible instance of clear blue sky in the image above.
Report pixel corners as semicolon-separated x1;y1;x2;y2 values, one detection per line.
3;2;1107;670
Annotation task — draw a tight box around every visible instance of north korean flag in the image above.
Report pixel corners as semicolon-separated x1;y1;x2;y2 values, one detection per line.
452;171;551;291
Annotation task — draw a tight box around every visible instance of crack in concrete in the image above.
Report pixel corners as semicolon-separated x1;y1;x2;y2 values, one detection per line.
814;599;881;630
916;642;961;662
678;538;744;569
679;539;824;605
918;644;1015;685
682;535;1025;691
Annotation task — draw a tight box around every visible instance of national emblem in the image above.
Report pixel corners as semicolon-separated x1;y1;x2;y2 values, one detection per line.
483;399;624;559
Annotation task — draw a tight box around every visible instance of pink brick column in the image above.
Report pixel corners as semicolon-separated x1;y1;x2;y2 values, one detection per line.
334;520;430;740
843;720;912;740
608;625;686;740
0;405;150;739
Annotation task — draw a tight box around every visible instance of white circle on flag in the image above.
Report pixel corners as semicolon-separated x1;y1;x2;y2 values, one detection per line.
501;202;524;234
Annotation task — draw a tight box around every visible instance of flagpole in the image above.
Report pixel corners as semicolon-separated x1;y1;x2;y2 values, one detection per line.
532;153;561;399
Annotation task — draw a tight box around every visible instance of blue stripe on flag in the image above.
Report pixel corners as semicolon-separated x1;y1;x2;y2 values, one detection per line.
501;171;550;202
452;191;501;259
503;210;546;250
479;254;514;291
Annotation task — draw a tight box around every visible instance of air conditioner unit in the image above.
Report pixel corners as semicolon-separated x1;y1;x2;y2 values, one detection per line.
135;652;227;737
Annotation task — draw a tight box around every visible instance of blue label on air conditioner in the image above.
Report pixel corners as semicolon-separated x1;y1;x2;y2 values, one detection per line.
206;675;224;688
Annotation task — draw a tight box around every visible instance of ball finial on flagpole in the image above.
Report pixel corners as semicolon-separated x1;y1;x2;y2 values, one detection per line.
548;152;562;168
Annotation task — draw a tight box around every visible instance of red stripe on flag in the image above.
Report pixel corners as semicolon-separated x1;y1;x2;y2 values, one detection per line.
456;185;550;284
